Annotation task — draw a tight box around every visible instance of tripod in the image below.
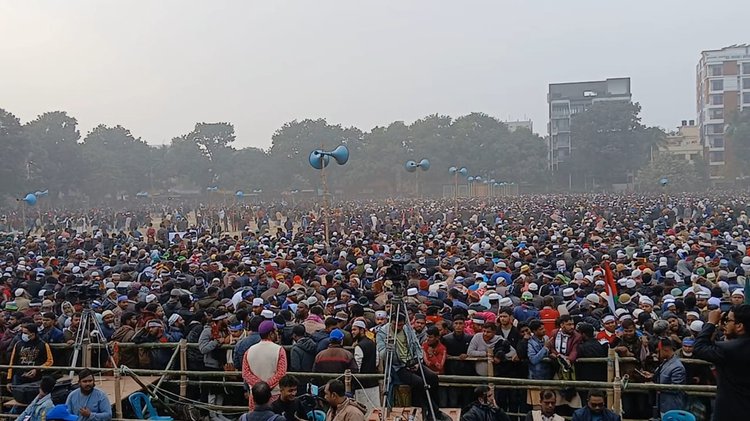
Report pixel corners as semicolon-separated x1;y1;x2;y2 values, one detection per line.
380;295;438;421
68;308;117;378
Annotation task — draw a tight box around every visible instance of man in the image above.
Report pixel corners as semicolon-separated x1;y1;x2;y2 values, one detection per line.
289;324;317;372
243;320;287;409
240;381;285;421
693;305;750;421
571;390;620;421
324;379;366;421
199;311;233;421
422;326;446;375
7;323;53;399
271;375;306;421
442;315;474;408
641;338;686;415
234;316;263;370
527;319;553;380
65;369;112;421
38;312;64;344
524;390;564;421
376;310;443;418
460;385;510;421
16;376;56;421
111;312;138;368
351;319;378;415
595;315;617;347
313;329;358;373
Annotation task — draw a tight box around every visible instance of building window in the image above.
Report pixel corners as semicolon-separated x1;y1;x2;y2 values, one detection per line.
710;137;724;148
709;151;725;163
744;78;750;90
745;93;750;104
710;108;724;119
706;124;724;135
711;79;724;91
710;64;723;76
744;63;750;75
710;94;724;105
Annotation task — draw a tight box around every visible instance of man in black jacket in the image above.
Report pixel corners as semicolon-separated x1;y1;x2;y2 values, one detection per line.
441;315;473;408
693;305;750;421
460;385;510;421
575;322;608;402
352;320;378;415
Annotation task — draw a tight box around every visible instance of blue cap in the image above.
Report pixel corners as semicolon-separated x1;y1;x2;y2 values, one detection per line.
117;295;128;302
46;404;78;421
242;289;254;298
329;329;345;341
683;338;695;346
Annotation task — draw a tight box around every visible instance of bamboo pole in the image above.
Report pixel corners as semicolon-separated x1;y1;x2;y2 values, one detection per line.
486;349;495;397
114;369;123;419
613;351;622;415
345;370;352;395
84;340;92;369
179;339;187;398
606;348;615;410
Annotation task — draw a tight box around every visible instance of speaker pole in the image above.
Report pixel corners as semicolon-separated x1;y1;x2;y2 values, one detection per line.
320;147;331;252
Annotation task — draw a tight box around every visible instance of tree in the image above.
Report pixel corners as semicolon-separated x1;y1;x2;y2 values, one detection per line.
636;154;708;191
0;108;29;196
568;101;664;186
23;111;83;198
81;125;152;198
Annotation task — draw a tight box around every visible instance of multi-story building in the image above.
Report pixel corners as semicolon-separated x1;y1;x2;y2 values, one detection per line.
547;77;631;171
697;44;750;182
657;120;703;163
504;120;533;133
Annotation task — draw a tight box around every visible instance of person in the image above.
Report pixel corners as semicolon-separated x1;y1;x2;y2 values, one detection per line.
271;375;307;421
243;320;287;409
460;385;510;421
693;305;750;421
289;324;317;373
571;390;620;421
376;311;441;419
641;337;686;415
422;325;447;376
527;319;553;380
324;379;366;421
6;323;54;401
313;329;357;374
351;319;379;415
16;376;56;421
239;381;285;421
111;312;138;368
524;390;564;421
65;368;112;421
199;311;233;421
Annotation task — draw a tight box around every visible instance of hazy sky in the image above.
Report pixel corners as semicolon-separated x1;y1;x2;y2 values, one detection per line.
1;1;747;149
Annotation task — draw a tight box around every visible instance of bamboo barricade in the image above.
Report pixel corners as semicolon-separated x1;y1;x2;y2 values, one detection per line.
16;342;716;417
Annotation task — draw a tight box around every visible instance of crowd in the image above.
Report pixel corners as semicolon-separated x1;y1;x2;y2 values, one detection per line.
0;193;748;421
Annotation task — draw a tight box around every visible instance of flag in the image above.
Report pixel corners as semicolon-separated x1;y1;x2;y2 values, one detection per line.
602;260;618;315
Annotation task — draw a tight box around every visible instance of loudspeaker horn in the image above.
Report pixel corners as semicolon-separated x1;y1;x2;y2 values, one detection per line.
330;145;349;165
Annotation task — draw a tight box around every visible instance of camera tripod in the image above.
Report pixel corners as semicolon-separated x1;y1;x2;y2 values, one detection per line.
380;294;438;421
68;307;117;378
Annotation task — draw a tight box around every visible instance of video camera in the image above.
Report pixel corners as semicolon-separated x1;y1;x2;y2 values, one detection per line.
384;253;411;298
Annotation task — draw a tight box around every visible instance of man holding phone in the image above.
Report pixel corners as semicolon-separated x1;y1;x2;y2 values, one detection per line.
693;304;750;421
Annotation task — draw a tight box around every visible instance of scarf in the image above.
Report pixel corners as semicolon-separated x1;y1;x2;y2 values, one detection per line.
554;330;570;355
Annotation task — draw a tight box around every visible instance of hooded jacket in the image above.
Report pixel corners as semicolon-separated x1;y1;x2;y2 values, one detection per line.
290;336;317;372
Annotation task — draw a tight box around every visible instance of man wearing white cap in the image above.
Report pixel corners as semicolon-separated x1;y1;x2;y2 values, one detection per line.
14;288;30;311
351;319;378;415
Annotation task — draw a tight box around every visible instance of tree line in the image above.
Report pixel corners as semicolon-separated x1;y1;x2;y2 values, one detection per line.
3;102;740;203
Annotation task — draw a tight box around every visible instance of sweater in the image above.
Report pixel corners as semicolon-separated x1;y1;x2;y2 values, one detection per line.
65;387;112;421
243;340;287;409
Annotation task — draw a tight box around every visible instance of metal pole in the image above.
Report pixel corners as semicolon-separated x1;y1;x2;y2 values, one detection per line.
454;173;458;215
179;339;187;398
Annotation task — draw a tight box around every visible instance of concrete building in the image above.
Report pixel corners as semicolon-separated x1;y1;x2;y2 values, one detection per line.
657;121;702;163
547;77;632;171
696;44;750;183
504;120;533;133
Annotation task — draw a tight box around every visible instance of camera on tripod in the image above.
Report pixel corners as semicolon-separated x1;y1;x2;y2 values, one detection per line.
67;282;102;302
384;254;411;298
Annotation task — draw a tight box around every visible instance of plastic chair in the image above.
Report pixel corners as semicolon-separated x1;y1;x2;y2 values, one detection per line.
128;392;173;421
662;410;696;421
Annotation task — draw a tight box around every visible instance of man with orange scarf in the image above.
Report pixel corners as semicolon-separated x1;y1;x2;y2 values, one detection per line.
242;320;287;410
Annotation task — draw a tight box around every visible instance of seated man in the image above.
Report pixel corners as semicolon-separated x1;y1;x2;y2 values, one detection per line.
65;369;112;421
460;385;510;421
324;380;366;421
525;389;564;421
571;390;621;421
240;381;285;421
